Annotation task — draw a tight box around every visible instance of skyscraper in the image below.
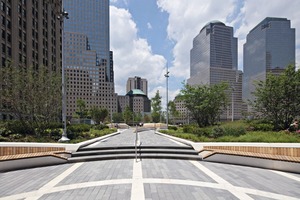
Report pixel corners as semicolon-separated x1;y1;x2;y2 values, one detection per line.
126;76;148;96
0;0;62;120
187;20;242;120
243;17;295;104
63;0;116;118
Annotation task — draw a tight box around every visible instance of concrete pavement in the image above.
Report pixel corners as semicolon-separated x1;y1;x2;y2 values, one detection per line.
1;129;300;200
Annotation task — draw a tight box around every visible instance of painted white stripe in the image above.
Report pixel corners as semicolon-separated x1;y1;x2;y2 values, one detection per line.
190;160;254;200
24;162;83;200
131;160;145;200
168;138;186;146
1;177;298;200
270;170;300;182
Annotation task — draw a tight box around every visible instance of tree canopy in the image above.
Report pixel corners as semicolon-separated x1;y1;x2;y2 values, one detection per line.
151;90;162;123
251;64;300;130
179;82;229;127
0;64;62;135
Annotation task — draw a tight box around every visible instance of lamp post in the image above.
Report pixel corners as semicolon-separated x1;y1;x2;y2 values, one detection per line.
231;71;239;122
164;65;169;129
58;8;69;142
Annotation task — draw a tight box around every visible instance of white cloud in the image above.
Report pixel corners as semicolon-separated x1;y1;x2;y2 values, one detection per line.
157;0;236;78
110;6;166;97
157;0;300;75
147;22;152;29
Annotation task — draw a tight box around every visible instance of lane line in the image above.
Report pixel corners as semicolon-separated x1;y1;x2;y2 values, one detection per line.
270;170;300;182
1;177;299;200
131;160;145;200
24;162;83;200
190;160;254;200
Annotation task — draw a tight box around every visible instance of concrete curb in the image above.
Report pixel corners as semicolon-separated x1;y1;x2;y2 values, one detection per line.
0;130;121;172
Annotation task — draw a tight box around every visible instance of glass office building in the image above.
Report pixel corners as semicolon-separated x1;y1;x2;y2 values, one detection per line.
63;0;116;118
243;17;295;104
188;21;242;120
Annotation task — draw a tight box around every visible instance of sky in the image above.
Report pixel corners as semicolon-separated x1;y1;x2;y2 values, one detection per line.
109;0;300;109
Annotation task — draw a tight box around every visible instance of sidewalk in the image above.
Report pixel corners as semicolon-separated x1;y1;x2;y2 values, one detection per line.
1;129;300;199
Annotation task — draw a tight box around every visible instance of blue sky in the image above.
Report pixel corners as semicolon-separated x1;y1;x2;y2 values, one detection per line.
110;0;300;109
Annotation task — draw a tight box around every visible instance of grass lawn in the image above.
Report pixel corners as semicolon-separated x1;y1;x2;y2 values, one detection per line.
161;121;300;143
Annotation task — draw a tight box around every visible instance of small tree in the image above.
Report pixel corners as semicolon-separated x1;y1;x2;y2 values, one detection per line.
123;106;133;124
252;64;300;130
89;106;108;124
0;64;62;135
76;99;87;120
168;100;179;124
112;112;124;123
180;82;229;127
151;90;162;123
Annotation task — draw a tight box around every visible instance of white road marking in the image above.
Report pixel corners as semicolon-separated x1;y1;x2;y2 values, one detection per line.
1;177;299;200
131;160;145;200
190;160;254;200
270;170;300;182
24;162;83;200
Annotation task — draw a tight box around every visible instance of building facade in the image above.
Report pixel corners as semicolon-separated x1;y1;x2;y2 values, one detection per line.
63;0;117;118
126;76;148;96
0;0;62;120
243;17;295;106
187;21;243;120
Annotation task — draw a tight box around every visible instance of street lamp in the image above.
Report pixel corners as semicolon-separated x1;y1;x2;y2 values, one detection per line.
164;65;169;129
231;71;239;122
58;8;69;142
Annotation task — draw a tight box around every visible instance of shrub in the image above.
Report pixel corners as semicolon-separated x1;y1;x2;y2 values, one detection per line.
168;126;178;131
93;124;109;130
211;126;225;138
223;126;246;137
192;127;211;137
251;123;274;131
182;125;197;133
68;124;91;133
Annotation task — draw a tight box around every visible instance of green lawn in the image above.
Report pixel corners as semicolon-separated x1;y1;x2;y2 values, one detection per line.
161;121;300;143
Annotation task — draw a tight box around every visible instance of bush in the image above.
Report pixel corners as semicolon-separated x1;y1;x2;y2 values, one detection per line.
192;127;211;137
168;126;178;131
248;121;274;131
5;121;34;135
211;126;225;138
68;124;92;133
93;124;109;130
182;125;197;133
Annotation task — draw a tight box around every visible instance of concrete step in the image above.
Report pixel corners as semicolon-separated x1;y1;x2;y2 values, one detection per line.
69;145;201;162
72;148;198;157
68;153;201;163
78;145;192;151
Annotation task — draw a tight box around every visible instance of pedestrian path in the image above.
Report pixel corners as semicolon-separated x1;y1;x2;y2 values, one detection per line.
0;129;300;200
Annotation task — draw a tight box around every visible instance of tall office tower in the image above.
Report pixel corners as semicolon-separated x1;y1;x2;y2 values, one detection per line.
126;76;148;96
63;0;117;118
187;21;243;120
0;0;62;120
243;17;295;105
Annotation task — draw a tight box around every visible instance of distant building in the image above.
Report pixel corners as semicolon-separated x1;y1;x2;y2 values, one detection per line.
172;96;190;125
126;76;148;96
243;17;295;107
0;0;62;120
63;0;117;118
118;89;151;114
187;20;243;120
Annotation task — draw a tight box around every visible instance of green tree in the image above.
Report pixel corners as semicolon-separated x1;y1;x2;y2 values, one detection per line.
0;64;62;135
112;112;124;123
180;82;229;127
89;106;108;124
134;112;143;122
123;106;133;124
144;114;151;123
252;64;300;130
151;90;162;123
168;100;179;124
76;99;87;120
